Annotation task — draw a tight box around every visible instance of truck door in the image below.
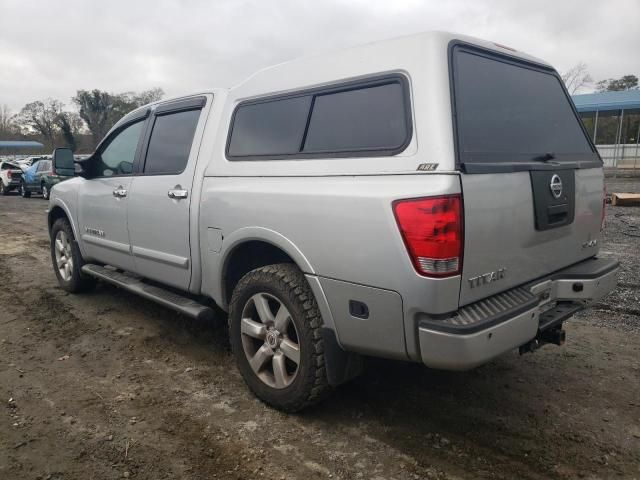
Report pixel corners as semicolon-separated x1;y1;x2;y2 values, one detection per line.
77;117;147;272
126;96;209;291
24;161;42;191
34;160;50;191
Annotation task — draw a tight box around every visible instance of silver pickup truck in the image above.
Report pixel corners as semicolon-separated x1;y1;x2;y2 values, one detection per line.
47;31;618;411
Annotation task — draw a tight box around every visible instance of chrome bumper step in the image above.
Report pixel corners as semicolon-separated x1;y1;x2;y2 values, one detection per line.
82;264;214;321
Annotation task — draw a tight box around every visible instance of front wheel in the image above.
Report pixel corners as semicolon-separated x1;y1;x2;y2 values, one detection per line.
50;218;96;293
41;184;49;200
20;182;31;198
229;263;330;412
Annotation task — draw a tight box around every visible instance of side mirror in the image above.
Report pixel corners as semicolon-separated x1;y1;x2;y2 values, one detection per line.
52;148;75;176
74;153;95;178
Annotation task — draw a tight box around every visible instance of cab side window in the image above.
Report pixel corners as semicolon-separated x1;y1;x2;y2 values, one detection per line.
143;109;201;175
96;120;145;177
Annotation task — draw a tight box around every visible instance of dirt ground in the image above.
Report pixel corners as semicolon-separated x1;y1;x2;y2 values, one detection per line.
0;178;639;480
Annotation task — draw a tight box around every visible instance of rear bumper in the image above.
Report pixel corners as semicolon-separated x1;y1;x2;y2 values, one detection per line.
418;257;618;370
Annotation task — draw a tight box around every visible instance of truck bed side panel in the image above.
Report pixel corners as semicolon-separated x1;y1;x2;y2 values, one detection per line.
199;173;461;360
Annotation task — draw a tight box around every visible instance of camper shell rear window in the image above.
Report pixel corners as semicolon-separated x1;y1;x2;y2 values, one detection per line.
450;44;599;172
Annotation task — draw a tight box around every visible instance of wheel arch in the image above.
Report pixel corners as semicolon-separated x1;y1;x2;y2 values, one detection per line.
219;228;315;307
217;230;363;388
47;200;80;243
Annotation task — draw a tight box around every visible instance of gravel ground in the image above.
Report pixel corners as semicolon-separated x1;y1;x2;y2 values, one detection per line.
0;178;639;480
586;177;640;333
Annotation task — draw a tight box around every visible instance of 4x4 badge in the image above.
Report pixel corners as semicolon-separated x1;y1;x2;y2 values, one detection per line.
550;174;563;199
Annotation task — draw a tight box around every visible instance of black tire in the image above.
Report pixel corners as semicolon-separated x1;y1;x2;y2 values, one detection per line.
20;182;31;198
229;263;330;412
50;217;96;293
0;182;9;196
41;183;49;200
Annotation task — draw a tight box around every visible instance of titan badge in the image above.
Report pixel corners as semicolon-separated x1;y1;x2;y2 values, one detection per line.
468;268;506;288
84;226;105;237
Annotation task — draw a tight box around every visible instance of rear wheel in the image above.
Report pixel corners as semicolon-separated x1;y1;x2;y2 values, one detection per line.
0;182;9;196
229;263;330;412
41;183;49;200
20;182;30;198
50;218;96;293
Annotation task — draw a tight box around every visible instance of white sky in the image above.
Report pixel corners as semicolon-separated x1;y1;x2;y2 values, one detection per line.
0;0;638;113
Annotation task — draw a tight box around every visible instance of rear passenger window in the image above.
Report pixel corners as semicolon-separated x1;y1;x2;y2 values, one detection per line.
144;109;201;175
227;96;311;157
227;76;410;159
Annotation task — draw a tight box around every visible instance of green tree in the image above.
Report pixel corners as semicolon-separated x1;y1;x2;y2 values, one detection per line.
73;88;164;148
55;112;83;152
72;89;117;147
596;74;638;92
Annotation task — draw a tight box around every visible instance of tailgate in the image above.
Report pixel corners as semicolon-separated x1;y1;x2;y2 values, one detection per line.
459;167;603;305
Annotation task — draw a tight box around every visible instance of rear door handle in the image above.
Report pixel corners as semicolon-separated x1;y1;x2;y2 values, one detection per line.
168;187;188;200
112;186;128;198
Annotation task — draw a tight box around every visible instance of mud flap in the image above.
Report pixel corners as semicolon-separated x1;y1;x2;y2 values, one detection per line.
322;327;364;386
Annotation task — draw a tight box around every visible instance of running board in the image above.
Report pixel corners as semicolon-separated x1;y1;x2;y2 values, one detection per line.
81;264;214;321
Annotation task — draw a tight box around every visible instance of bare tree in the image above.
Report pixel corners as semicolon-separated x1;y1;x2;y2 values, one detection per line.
123;87;165;107
0;104;18;138
561;62;593;94
17;99;64;147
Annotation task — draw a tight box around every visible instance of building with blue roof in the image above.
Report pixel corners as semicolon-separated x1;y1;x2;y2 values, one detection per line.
0;140;44;149
572;90;640;169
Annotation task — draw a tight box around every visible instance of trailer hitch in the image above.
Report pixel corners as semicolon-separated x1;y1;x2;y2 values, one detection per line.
519;325;566;355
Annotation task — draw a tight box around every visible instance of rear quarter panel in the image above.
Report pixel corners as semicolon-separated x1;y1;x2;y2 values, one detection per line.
200;174;457;291
199;174;462;360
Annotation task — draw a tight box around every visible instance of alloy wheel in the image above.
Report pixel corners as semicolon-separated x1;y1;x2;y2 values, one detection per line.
54;230;74;281
240;292;301;389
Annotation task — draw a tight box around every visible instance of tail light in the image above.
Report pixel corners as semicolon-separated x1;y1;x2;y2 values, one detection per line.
7;171;11;179
51;163;57;176
393;195;463;277
601;186;607;231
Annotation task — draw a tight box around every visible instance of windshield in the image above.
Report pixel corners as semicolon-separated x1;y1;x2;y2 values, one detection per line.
452;46;595;164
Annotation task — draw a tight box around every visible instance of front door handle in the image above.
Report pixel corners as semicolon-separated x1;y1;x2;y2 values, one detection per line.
112;186;128;198
168;187;188;200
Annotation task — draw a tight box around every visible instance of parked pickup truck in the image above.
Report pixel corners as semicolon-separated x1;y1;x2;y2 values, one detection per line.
0;160;23;195
47;31;618;412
